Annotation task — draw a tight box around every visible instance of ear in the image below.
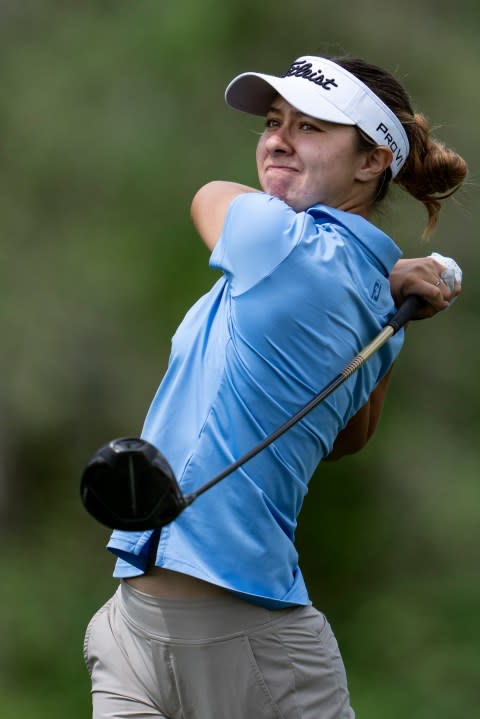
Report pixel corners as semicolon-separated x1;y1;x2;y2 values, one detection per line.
355;146;393;183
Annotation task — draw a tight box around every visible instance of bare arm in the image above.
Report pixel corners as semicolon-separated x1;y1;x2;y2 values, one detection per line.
326;253;462;460
190;181;259;251
325;366;394;461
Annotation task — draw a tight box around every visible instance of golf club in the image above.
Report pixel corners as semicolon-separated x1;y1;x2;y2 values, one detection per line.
81;294;422;532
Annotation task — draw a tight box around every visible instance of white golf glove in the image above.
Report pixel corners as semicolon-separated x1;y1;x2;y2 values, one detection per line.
430;252;462;304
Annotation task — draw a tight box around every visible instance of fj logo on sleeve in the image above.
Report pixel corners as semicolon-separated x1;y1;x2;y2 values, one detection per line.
371;280;381;301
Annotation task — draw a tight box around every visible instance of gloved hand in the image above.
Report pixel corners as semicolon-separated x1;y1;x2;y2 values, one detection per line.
429;252;462;304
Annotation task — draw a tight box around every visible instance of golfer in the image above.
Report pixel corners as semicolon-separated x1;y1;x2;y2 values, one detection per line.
84;55;467;718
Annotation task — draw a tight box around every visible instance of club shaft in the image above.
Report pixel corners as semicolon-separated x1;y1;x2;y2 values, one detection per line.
183;295;421;506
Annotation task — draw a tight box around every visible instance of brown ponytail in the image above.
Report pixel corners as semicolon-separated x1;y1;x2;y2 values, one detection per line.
396;112;468;238
330;56;468;239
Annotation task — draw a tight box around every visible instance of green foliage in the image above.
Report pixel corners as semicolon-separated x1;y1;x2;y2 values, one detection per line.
1;1;478;716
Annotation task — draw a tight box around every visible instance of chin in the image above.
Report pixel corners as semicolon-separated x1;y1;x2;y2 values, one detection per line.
283;196;309;213
264;188;301;212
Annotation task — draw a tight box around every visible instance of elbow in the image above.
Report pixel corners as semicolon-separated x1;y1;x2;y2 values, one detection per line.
325;400;378;462
190;182;214;223
325;428;371;462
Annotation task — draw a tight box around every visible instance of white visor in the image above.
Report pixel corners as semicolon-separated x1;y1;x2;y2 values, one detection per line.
225;56;409;178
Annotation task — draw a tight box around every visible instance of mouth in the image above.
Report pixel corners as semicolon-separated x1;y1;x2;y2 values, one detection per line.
265;165;299;173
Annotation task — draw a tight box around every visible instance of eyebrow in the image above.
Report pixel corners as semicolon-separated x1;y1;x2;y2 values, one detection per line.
267;105;312;120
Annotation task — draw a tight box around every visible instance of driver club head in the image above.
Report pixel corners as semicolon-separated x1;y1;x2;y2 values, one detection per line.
81;437;186;531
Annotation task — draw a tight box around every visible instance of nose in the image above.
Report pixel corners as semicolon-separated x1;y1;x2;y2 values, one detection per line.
264;125;293;155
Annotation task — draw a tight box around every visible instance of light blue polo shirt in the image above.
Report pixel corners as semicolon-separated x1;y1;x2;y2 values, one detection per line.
107;193;404;608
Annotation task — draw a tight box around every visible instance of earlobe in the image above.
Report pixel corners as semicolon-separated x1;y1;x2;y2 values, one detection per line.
356;146;393;182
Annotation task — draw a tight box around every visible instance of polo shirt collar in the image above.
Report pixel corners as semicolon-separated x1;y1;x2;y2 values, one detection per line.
306;204;403;275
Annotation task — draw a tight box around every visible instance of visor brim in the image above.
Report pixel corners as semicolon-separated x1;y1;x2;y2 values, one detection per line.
225;72;355;126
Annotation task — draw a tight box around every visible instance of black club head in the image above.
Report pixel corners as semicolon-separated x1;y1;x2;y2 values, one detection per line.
80;437;186;531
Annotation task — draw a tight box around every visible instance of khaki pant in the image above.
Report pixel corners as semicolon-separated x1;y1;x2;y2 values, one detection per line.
84;582;355;719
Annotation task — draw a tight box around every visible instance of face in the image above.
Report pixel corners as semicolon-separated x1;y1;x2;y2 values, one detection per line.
256;96;368;213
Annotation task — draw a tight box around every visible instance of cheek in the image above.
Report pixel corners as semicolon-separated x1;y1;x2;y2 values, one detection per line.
309;147;355;185
256;139;267;184
256;138;265;165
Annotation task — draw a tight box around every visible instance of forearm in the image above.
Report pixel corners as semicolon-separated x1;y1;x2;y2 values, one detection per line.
327;251;461;461
325;366;394;461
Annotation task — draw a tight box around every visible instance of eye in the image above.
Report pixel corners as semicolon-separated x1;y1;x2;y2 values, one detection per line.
299;121;320;132
265;117;280;129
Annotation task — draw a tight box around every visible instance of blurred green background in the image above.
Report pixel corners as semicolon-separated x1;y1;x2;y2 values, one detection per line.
1;1;478;717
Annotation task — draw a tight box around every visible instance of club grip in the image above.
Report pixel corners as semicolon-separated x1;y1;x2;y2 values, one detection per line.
387;295;423;334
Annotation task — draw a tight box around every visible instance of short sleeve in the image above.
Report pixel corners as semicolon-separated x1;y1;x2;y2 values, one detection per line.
209;193;308;296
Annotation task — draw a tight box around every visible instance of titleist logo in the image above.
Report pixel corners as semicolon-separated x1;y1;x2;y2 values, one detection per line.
282;60;339;90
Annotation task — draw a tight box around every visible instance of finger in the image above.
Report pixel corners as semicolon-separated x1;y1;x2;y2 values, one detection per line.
402;278;449;319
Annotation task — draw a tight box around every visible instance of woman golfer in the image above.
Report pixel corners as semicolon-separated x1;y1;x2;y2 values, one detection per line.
84;55;467;718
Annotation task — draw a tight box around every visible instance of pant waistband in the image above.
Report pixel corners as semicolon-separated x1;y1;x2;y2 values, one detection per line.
118;581;295;640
